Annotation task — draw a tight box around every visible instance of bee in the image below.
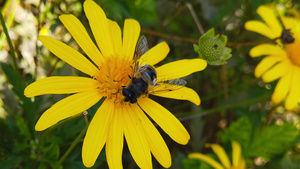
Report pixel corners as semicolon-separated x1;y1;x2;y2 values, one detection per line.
280;28;295;44
122;36;186;103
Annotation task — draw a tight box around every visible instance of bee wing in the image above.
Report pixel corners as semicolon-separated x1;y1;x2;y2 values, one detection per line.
133;35;149;76
148;79;187;94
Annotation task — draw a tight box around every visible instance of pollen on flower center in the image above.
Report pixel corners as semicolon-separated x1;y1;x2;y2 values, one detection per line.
94;58;133;103
286;39;300;66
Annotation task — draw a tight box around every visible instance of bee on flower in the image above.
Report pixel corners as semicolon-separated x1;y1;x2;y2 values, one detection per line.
24;0;207;168
245;4;300;110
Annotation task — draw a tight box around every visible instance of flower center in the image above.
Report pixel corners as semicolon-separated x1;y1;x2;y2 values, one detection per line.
94;57;133;103
286;39;300;66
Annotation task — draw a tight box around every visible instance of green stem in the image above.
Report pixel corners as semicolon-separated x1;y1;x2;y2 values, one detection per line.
55;124;89;168
177;93;271;121
0;11;20;74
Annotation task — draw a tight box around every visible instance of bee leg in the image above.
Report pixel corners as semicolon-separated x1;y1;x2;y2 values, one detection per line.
128;75;132;79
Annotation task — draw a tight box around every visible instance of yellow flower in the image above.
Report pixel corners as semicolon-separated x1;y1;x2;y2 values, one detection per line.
188;141;246;169
24;0;207;168
245;5;300;110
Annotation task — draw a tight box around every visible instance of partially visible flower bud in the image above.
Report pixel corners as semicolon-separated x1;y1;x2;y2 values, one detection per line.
194;28;232;66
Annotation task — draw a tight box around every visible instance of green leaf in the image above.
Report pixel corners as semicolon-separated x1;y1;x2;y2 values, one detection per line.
44;143;60;161
0;62;25;100
15;115;31;140
0;156;22;169
219;116;299;160
245;123;298;159
182;158;201;169
218;116;253;144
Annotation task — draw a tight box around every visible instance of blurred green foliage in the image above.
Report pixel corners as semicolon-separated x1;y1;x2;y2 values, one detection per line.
0;0;300;169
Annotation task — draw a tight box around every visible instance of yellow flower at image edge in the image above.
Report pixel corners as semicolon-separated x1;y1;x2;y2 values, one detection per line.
24;0;207;168
188;141;246;169
245;5;300;110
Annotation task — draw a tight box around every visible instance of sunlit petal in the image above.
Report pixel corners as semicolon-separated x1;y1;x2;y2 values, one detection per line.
123;104;152;169
151;84;200;105
141;41;170;66
35;89;102;131
59;14;105;67
84;0;115;58
138;98;190;145
285;67;300;110
188;153;224;169
249;44;286;58
282;17;300;38
272;69;292;104
122;19;141;61
262;60;289;82
82;99;114;168
156;59;207;82
106;104;124;169
254;55;283;78
232;141;242;167
245;21;277;39
208;144;231;168
132;104;171;168
38;36;99;76
24;76;99;97
108;19;122;58
257;6;282;37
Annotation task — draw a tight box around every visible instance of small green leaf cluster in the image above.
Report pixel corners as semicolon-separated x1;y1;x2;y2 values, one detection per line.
194;28;232;66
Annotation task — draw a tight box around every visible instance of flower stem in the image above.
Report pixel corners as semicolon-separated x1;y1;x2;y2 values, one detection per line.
186;2;205;35
177;92;271;121
141;28;276;47
55;124;89;168
0;11;20;73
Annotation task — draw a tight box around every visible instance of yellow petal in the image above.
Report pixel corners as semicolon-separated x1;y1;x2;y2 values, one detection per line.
249;44;286;58
285;67;300;110
151;84;200;105
245;21;277;39
132;103;171;168
282;17;300;38
108;19;122;58
254;56;283;78
122;19;141;61
83;0;115;58
156;59;207;82
82;99;114;168
257;6;282;37
272;69;292;104
106;104;124;169
238;159;246;169
188;153;224;169
123;104;152;169
208;144;231;168
35;89;102;131
262;61;289;83
24;76;99;97
138;98;190;145
38;36;99;76
232;141;242;167
141;41;170;66
59;14;105;67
